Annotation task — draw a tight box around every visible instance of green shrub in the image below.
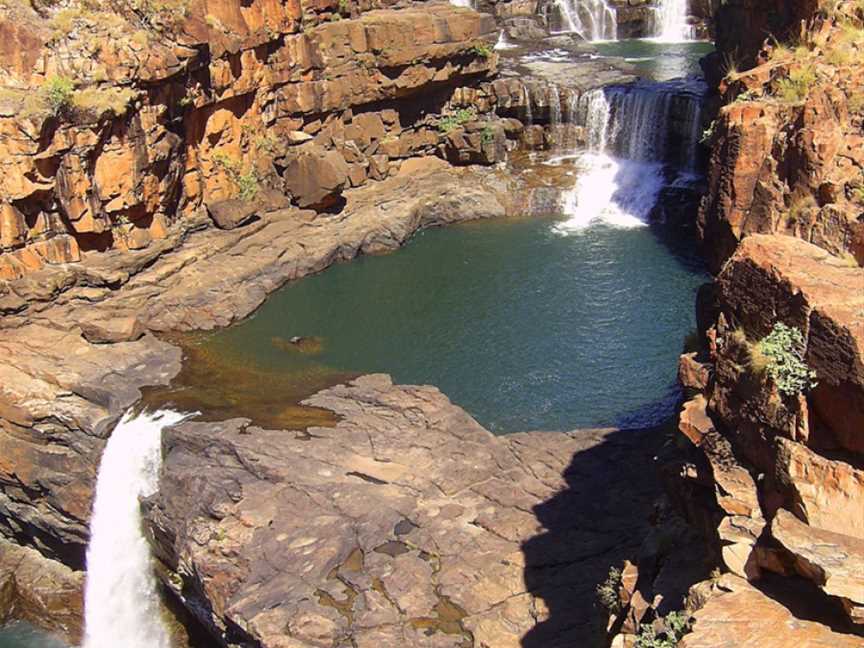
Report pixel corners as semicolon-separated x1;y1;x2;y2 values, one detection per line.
774;65;817;103
480;125;495;145
42;76;75;115
212;152;260;201
596;566;622;613
755;322;818;396
236;171;260;201
635;611;692;648
471;42;493;57
700;120;716;144
438;108;475;133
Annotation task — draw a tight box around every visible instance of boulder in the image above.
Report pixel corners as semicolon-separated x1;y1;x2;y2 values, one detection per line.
205;199;259;230
281;145;350;209
681;574;863;648
771;509;864;625
79;315;146;344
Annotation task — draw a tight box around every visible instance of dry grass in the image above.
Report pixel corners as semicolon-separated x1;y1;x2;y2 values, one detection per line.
72;86;137;117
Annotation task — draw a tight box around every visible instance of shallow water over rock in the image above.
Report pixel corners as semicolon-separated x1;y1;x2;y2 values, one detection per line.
0;623;66;648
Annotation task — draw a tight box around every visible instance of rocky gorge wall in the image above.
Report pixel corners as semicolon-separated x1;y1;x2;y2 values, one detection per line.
604;2;864;645
0;0;510;283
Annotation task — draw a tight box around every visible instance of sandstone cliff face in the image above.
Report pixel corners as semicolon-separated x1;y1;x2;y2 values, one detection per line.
674;236;864;632
0;0;502;281
699;1;864;272
653;3;864;643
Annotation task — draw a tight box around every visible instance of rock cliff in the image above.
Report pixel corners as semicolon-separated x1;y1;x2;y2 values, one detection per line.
699;0;864;271
0;0;503;281
626;2;864;645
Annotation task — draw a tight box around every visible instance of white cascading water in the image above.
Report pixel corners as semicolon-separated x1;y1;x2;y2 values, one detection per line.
494;30;517;50
552;0;617;41
449;0;475;7
653;0;693;42
553;81;704;233
83;409;189;648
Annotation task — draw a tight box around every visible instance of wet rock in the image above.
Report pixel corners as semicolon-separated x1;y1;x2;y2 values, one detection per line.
0;325;181;566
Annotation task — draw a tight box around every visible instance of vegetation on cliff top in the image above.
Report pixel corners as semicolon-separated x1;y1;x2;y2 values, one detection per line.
751;323;818;396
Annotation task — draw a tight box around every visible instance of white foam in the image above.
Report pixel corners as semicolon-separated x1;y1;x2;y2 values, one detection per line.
83;409;190;648
554;153;663;232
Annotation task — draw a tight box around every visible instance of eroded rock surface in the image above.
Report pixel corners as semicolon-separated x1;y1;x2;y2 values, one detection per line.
663;232;864;635
145;375;666;648
0;539;83;642
681;575;863;648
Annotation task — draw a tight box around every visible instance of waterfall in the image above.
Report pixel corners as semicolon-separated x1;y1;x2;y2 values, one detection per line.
522;85;533;125
548;85;562;127
494;30;517;50
554;80;705;232
552;0;617;41
83;410;189;648
653;0;693;42
449;0;475;7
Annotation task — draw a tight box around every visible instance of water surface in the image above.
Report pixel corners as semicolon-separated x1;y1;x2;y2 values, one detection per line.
179;217;706;433
0;623;66;648
595;39;714;80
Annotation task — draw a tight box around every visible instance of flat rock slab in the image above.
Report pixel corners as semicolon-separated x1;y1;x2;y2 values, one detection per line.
681;576;863;648
146;375;664;648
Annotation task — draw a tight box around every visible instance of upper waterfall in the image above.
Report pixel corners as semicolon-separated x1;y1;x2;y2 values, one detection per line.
554;79;705;232
653;0;693;42
552;0;617;41
83;410;189;648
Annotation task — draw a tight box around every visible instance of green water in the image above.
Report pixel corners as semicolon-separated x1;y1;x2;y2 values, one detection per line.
596;39;714;81
197;217;706;433
0;623;66;648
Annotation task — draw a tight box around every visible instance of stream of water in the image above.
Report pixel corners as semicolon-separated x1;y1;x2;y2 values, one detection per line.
81;410;188;648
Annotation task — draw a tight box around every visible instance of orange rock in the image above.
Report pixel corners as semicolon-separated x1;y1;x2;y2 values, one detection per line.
771;509;864;625
681;575;863;648
776;438;864;540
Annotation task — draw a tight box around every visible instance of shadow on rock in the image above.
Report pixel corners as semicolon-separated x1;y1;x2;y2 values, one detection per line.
520;426;666;648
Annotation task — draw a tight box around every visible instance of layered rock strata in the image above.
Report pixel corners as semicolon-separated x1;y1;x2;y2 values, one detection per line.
670;234;864;639
699;1;864;271
0;0;502;280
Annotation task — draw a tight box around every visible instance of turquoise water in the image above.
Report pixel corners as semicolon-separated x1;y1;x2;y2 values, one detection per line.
198;217;706;433
596;39;714;81
0;623;66;648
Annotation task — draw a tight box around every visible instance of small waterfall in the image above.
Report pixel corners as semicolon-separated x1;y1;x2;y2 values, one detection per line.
554;80;705;232
522;85;533;125
653;0;693;42
494;30;517;50
83;410;189;648
449;0;475;7
548;85;562;127
552;0;617;41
